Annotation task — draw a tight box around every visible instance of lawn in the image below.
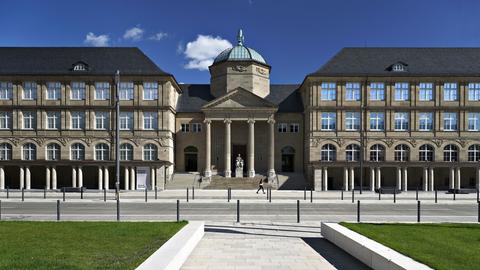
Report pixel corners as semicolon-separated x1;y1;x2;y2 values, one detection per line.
341;223;480;270
0;221;187;270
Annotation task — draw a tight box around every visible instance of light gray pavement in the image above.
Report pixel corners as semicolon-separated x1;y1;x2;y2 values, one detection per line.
181;222;370;270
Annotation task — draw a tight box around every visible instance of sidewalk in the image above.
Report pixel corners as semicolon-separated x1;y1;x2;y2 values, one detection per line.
181;222;369;270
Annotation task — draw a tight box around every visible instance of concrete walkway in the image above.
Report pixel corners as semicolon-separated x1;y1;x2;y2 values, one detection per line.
181;222;370;270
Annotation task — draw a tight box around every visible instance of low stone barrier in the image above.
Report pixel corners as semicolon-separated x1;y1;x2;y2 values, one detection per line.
321;222;432;270
136;221;204;270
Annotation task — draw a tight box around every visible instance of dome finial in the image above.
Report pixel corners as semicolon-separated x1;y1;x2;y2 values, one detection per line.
237;29;244;46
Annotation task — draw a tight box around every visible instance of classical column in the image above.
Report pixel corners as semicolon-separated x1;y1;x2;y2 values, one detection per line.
52;167;57;190
19;166;24;190
78;166;83;188
267;118;276;179
72;167;77;188
25;167;31;190
429;167;435;191
98;167;103;190
314;168;323;191
150;167;156;190
46;167;51;190
349;167;355;191
449;167;455;190
455;167;461;190
396;167;402;191
247;119;255;178
224;119;232;178
0;166;5;190
370;167;375;191
323;167;328;191
204;119;212;178
402;167;408;191
124;167;130;190
130;167;136;190
376;167;381;189
423;167;428;191
343;167;348;191
103;167;109;191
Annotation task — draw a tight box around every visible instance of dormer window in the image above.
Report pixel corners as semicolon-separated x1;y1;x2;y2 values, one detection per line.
389;62;407;72
72;61;88;71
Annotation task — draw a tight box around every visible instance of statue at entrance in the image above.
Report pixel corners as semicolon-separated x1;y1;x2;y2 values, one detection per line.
235;154;244;177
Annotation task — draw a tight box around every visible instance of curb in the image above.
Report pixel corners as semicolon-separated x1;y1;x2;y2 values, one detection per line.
136;221;204;270
321;222;432;270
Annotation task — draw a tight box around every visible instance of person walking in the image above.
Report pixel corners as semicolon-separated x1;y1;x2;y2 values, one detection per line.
256;179;265;194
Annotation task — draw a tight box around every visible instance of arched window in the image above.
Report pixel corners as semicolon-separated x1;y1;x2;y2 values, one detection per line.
346;144;360;161
95;143;110;161
419;144;434;161
143;144;157;161
120;143;133;161
320;144;336;161
184;146;198;153
0;143;12;160
71;143;85;160
46;143;60;161
468;144;480;162
22;143;36;160
394;144;410;161
281;146;295;155
370;144;385;161
443;144;458;162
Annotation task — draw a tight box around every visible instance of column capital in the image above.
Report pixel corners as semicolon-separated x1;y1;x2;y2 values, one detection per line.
224;119;232;124
204;119;212;124
247;118;255;124
267;115;275;124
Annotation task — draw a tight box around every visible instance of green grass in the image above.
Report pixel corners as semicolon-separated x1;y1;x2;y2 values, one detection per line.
341;223;480;270
0;221;187;270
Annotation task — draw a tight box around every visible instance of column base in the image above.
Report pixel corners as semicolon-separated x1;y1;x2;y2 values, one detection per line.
248;170;255;178
204;170;212;178
224;170;231;178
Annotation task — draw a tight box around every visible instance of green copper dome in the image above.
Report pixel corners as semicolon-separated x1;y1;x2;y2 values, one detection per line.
213;29;267;65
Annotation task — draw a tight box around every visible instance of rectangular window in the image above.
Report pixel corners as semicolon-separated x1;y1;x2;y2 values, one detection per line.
419;112;433;131
71;82;86;100
289;123;299;133
320;82;336;101
468;83;480;101
181;123;190;132
46;112;60;130
278;123;287;133
345;82;360;101
23;82;37;100
23;111;36;130
394;112;409;131
369;82;384;101
119;82;134;100
191;123;202;133
443;83;458;101
345;112;360;131
419;83;433;101
321;112;336;131
46;82;61;100
143;112;158;130
370;112;384;131
95;82;110;100
0;112;11;129
468;112;480;131
71;111;85;130
443;112;457;131
143;82;158;100
394;82;409;101
119;112;133;130
95;111;109;130
0;82;12;100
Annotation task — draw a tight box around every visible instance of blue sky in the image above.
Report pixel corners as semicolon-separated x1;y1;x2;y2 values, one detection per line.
1;0;479;84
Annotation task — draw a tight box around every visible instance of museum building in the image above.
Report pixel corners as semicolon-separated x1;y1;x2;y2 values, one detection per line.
0;30;480;192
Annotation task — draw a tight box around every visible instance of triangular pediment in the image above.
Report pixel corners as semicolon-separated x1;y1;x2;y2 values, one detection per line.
202;87;277;110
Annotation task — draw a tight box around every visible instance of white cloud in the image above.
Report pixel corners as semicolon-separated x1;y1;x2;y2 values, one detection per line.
176;42;184;54
183;35;232;71
84;32;110;47
149;32;168;41
123;26;144;41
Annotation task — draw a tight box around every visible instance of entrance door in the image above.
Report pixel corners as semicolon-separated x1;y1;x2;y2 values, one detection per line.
184;146;198;172
232;144;247;173
281;154;294;172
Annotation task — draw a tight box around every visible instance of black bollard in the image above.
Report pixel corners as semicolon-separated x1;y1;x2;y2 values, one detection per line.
186;188;189;202
341;189;344;200
304;187;306;200
297;200;300;223
453;190;456;201
417;200;421;223
357;200;360;222
478;202;480;223
236;200;240;223
176;199;180;222
416;187;419;201
6;186;9;199
44;186;46;199
227;188;230;202
378;188;381;200
145;188;148;202
22;188;24;202
63;188;65;202
477;188;479;203
192;186;195;200
310;188;313;203
56;200;60;221
394;189;396;203
103;189;106;202
435;189;438;203
116;198;120;221
269;188;271;203
81;187;84;199
0;200;2;220
155;187;158;200
352;189;355;203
